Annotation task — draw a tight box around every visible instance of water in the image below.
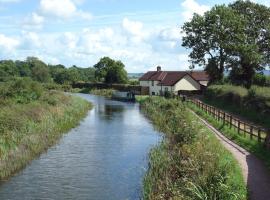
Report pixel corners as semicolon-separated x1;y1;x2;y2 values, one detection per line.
0;94;160;200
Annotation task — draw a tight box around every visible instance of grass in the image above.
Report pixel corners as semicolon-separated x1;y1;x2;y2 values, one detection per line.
141;97;247;200
72;87;115;98
187;102;270;171
204;84;270;128
0;79;91;180
135;95;149;103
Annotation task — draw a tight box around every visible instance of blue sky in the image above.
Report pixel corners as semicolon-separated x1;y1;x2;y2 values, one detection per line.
0;0;269;72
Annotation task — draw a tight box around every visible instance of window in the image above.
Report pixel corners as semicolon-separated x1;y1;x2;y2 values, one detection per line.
152;81;154;86
152;92;155;95
165;87;168;91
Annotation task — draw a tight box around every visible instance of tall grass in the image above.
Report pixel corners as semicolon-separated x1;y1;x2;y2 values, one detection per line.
141;97;247;200
0;79;91;180
205;84;270;128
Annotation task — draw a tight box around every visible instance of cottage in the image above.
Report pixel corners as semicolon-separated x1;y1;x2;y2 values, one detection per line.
139;66;210;96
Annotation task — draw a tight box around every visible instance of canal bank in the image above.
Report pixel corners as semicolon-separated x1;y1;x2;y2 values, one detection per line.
0;92;91;181
0;94;160;200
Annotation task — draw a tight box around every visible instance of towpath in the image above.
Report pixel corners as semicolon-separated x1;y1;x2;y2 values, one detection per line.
191;110;270;200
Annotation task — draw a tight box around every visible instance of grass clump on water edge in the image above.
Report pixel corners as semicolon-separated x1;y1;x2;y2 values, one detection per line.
141;97;247;200
0;78;92;180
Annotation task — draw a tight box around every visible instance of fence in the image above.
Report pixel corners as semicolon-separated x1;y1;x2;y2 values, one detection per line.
187;98;270;143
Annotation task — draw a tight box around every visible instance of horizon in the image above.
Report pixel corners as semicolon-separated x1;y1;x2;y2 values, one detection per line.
0;0;270;73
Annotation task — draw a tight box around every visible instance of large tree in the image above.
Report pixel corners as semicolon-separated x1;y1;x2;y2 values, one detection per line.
182;5;246;83
94;57;128;84
228;0;270;87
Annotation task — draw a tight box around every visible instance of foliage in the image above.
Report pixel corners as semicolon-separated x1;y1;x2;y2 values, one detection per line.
253;73;267;86
182;5;245;83
142;97;247;200
0;57;96;85
0;78;43;103
94;57;128;84
89;88;115;98
204;84;270;128
182;0;270;87
0;60;19;81
0;80;91;179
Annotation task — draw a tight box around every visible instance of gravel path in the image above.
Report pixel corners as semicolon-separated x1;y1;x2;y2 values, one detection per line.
191;110;270;200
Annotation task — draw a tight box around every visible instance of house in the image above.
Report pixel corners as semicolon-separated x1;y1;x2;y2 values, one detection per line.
139;66;210;96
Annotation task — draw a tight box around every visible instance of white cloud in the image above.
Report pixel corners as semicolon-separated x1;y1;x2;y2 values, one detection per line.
22;12;44;29
0;34;20;51
181;0;210;20
39;0;92;20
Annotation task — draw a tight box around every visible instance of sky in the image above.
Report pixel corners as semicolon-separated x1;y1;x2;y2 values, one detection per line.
0;0;269;72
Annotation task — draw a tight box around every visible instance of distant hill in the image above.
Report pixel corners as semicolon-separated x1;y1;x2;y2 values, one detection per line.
128;73;144;79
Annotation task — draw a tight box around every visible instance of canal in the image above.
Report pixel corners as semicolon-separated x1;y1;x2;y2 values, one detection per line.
0;94;160;200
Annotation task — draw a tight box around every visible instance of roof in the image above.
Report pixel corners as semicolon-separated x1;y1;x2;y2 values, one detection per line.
139;70;209;86
189;71;209;81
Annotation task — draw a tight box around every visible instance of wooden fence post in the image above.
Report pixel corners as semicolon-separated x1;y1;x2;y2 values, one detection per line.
223;112;226;125
250;126;253;140
238;120;241;134
244;123;246;137
258;129;261;143
229;115;232;129
264;129;270;150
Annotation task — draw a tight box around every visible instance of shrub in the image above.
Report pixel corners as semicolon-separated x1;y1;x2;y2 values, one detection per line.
0;78;43;103
253;73;266;86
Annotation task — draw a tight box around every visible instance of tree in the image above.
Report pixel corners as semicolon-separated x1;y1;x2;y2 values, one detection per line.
182;5;246;83
26;57;51;82
0;60;19;81
94;57;128;84
228;0;270;88
15;61;32;77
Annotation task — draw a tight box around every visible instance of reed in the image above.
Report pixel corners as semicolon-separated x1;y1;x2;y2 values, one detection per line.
141;97;247;200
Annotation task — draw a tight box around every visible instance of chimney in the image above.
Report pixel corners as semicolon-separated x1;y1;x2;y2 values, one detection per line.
157;66;161;72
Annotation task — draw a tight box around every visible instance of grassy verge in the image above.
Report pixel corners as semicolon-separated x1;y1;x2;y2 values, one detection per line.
204;84;270;128
187;102;270;170
141;97;247;200
0;79;91;180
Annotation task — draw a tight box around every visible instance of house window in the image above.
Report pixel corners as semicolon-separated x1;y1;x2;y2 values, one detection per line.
152;81;154;86
152;92;155;95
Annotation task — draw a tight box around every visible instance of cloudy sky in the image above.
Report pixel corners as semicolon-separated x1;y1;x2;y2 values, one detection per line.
0;0;269;72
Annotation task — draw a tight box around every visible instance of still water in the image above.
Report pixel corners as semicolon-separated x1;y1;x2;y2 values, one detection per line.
0;94;160;200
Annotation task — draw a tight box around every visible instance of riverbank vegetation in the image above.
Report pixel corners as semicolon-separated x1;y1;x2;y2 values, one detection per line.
203;84;270;129
0;78;91;180
141;97;247;200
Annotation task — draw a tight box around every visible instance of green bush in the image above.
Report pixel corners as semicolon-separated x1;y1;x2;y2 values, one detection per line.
205;84;270;128
0;78;43;103
253;73;267;86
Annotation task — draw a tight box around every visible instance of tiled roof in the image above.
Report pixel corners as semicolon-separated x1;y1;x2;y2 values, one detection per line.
189;71;209;81
139;70;209;86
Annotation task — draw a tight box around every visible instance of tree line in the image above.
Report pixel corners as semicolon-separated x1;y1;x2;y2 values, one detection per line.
182;0;270;88
0;56;128;85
